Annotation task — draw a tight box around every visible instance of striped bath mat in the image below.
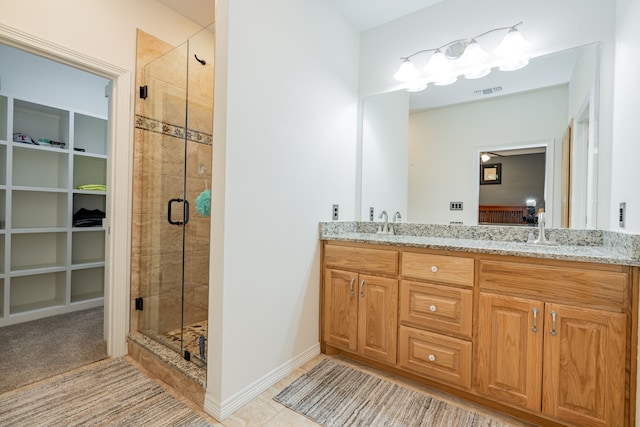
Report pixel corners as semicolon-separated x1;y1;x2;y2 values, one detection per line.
0;358;212;426
275;359;509;427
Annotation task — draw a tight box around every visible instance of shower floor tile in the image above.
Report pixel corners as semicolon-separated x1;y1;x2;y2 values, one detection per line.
165;320;208;361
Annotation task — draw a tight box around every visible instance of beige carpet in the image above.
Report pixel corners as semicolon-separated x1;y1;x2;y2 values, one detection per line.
0;358;213;426
275;359;508;427
0;306;108;393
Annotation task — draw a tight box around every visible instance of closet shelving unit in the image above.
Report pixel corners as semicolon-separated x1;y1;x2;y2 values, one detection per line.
0;94;107;327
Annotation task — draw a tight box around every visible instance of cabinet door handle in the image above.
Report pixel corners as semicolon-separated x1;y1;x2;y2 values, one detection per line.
349;277;355;296
429;305;437;312
532;308;539;332
431;266;438;273
428;354;436;362
550;310;557;336
359;279;365;298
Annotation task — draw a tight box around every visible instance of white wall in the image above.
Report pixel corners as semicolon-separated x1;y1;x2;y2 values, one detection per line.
0;45;108;116
360;0;616;229
0;0;203;74
611;0;640;233
409;86;567;225
207;0;359;418
361;90;409;221
0;0;210;374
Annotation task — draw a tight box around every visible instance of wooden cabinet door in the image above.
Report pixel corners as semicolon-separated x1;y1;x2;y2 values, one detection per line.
358;274;398;365
477;293;543;411
323;269;358;352
542;303;626;427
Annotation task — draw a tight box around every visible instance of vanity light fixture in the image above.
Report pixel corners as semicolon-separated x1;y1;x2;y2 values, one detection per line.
394;22;530;92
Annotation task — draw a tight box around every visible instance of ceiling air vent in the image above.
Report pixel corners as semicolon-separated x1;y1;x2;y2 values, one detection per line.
473;86;503;96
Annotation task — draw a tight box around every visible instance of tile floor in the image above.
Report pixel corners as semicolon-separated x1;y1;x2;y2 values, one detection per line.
165;320;208;361
177;353;535;427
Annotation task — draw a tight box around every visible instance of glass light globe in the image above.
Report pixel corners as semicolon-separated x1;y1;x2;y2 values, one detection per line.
459;40;488;67
406;81;428;92
433;75;457;86
495;28;530;57
424;50;451;75
464;67;491;79
394;59;419;82
498;57;530;71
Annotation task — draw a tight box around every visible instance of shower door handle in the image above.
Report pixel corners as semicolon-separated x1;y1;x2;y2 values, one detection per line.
168;198;190;225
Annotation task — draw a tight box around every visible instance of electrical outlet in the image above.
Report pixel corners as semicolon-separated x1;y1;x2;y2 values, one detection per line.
619;202;626;228
450;202;463;211
332;204;339;221
369;207;375;221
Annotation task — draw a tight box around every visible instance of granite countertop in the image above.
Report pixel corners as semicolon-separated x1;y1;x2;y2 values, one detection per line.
320;222;640;267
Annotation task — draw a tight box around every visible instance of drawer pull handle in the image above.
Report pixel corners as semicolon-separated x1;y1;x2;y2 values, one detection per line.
428;354;436;362
429;305;437;312
349;277;355;296
431;266;438;273
532;308;539;332
359;279;365;298
550;311;557;336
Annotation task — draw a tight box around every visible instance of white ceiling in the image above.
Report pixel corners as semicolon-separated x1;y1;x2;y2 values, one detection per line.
157;0;443;32
330;0;444;32
158;0;215;28
156;0;583;112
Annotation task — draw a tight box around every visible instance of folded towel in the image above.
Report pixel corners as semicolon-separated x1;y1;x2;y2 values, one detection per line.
77;184;107;192
73;208;106;227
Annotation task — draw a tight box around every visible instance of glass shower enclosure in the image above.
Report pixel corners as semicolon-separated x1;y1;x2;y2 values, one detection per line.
136;24;214;367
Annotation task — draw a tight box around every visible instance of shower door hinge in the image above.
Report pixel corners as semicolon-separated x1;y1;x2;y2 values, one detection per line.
184;350;191;361
135;297;144;311
139;85;148;99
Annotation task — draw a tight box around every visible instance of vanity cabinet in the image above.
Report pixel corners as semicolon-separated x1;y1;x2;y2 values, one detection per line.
477;260;628;427
397;252;474;389
320;239;637;427
323;244;398;365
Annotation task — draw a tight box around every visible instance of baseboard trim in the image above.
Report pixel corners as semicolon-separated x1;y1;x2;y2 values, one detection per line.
203;343;320;421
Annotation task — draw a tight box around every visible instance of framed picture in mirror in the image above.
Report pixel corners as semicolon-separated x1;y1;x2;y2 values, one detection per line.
481;163;501;185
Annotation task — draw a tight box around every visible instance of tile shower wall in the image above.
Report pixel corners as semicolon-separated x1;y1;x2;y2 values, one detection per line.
131;29;212;336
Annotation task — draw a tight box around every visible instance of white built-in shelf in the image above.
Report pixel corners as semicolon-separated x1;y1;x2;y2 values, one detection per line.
0;95;108;326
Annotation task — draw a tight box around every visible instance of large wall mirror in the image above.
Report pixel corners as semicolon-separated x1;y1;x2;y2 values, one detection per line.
361;43;600;229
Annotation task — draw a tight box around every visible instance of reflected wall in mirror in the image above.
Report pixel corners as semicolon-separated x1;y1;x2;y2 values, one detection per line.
360;43;600;229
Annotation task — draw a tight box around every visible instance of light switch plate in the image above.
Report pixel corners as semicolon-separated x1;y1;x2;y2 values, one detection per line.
450;202;463;211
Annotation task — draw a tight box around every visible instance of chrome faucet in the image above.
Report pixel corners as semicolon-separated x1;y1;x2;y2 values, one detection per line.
389;211;401;235
377;210;390;235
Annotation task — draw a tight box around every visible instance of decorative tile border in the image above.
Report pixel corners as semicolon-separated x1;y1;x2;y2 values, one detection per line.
135;114;212;145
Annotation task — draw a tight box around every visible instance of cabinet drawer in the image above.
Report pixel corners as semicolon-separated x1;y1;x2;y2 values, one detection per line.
398;326;471;389
402;252;474;287
324;244;398;275
399;280;472;338
479;260;628;311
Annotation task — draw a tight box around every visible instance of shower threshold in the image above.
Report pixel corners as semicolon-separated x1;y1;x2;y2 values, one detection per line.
127;331;206;406
138;321;208;369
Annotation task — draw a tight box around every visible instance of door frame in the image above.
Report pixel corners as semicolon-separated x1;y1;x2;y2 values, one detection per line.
0;23;132;357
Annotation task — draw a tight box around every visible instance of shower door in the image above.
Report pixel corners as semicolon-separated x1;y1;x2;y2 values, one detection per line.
136;25;214;367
